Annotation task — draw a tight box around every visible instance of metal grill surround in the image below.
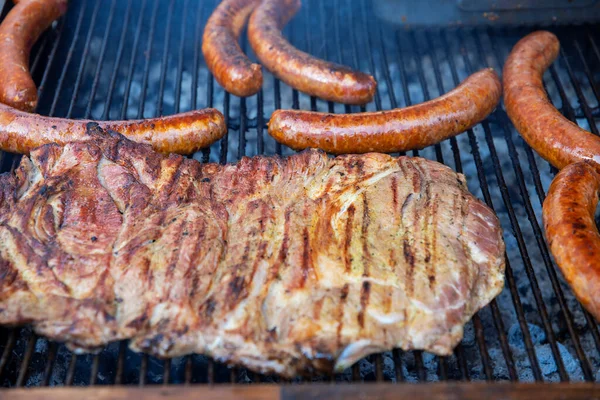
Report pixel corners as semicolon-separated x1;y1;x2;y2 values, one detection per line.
1;0;600;387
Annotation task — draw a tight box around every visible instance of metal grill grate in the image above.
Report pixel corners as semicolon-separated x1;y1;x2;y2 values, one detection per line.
1;0;600;387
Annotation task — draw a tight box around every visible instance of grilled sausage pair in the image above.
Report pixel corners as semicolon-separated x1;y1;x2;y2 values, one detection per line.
504;30;600;322
203;0;376;104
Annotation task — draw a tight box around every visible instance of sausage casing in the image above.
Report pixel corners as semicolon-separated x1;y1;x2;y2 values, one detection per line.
0;103;227;155
248;0;376;105
202;0;262;97
543;162;600;321
503;30;600;169
268;68;501;154
0;0;68;112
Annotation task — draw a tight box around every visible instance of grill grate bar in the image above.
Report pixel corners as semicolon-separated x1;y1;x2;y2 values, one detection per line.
0;330;16;379
119;0;148;120
438;357;448;381
48;1;88;117
36;18;65;104
41;342;58;386
163;359;171;385
573;40;600;105
220;92;230;163
137;0;161;119
174;0;189;114
454;345;470;381
193;1;211;163
302;4;318;113
15;335;36;387
65;0;103;119
90;355;100;385
84;0;118;119
139;354;148;386
65;354;77;386
114;341;127;385
207;359;215;384
184;356;193;384
156;0;176;116
101;0;133;119
558;47;599;135
392;349;404;382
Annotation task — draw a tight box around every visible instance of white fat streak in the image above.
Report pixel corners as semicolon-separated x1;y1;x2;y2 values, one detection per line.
467;241;490;264
334;339;375;371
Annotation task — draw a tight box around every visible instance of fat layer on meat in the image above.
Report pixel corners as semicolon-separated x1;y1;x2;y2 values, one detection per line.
0;128;505;377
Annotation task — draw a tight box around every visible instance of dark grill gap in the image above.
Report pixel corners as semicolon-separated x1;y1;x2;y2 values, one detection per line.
1;0;600;387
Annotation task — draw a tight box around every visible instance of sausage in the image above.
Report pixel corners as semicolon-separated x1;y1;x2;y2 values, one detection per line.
202;0;262;97
504;30;600;169
247;0;376;105
543;161;600;321
0;102;227;155
267;68;501;154
0;0;68;112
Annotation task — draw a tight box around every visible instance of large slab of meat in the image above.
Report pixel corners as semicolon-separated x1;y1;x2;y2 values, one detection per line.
0;127;505;377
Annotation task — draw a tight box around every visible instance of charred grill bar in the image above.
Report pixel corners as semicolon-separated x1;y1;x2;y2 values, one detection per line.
1;0;600;388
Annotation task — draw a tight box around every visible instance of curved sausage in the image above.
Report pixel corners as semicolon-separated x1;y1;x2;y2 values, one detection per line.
504;30;600;169
247;0;376;105
202;0;262;97
0;102;227;155
268;68;501;154
0;0;68;112
543;161;600;321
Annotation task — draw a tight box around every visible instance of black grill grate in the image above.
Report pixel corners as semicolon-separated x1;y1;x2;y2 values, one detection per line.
1;0;600;386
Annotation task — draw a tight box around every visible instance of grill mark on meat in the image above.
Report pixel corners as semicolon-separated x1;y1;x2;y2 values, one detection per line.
313;297;324;320
336;283;349;348
429;190;439;290
165;221;185;283
187;221;207;298
343;205;355;273
458;194;472;294
227;243;252;309
391;176;398;209
358;281;370;329
358;193;371;330
272;208;291;282
299;226;310;289
422;182;435;290
403;239;415;296
361;193;371;277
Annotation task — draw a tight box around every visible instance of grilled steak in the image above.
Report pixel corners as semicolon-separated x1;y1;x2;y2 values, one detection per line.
0;127;505;377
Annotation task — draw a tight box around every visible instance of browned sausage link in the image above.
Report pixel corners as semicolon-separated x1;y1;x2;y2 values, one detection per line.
504;31;600;169
202;0;262;97
268;68;501;154
0;0;68;112
248;0;376;105
0;103;227;155
543;162;600;321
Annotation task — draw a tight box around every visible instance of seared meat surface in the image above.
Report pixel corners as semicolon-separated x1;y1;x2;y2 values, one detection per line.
0;128;505;377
